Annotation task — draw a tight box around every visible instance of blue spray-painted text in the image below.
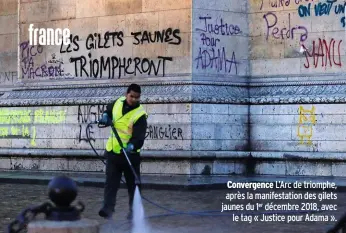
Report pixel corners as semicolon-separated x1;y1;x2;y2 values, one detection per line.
298;0;346;28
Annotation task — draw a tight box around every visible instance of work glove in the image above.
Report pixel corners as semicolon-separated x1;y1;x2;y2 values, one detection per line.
98;113;112;126
123;143;134;154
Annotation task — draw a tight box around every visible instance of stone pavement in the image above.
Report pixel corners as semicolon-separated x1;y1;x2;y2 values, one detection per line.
3;181;346;233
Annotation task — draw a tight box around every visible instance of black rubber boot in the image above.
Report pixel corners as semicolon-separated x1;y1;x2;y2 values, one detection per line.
99;206;113;219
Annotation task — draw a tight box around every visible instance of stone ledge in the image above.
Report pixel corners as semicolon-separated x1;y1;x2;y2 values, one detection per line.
250;72;346;80
0;96;250;106
0;82;249;106
250;82;346;104
250;96;346;104
0;148;250;159
250;80;346;86
12;80;248;91
2;149;346;161
2;152;346;176
0;169;346;191
3;80;346;105
251;151;346;161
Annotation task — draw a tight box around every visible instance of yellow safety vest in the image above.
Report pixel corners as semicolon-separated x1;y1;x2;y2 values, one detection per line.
106;96;148;154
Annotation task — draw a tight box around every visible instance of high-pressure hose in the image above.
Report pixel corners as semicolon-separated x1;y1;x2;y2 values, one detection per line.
86;122;343;232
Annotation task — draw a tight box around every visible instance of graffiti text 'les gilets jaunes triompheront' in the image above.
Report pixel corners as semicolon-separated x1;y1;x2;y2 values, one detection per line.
60;28;181;53
59;28;180;79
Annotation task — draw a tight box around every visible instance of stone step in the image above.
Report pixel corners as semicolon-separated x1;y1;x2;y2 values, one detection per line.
0;169;346;192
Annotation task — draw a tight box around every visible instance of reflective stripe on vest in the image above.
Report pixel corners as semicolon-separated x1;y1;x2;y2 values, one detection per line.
106;97;147;154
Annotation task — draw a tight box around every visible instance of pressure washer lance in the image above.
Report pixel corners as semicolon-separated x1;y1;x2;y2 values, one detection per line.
95;120;141;185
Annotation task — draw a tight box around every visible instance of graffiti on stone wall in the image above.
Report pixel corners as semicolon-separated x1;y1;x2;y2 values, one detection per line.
259;0;340;10
76;104;185;143
0;108;66;146
145;125;183;140
297;105;316;146
20;41;72;80
194;16;240;74
258;1;309;42
47;53;73;79
77;104;106;142
131;28;181;45
298;0;346;27
0;105;184;148
301;38;342;68
258;0;344;70
0;72;17;84
260;0;346;31
263;12;308;42
260;0;303;10
61;28;180;79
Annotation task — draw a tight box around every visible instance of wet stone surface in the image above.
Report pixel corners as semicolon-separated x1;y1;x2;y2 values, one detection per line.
2;183;346;233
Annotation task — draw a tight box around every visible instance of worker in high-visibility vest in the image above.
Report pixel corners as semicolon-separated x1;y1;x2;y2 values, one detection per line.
98;83;148;220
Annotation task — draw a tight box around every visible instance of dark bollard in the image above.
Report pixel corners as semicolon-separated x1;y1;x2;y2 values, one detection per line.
7;176;99;233
46;175;82;221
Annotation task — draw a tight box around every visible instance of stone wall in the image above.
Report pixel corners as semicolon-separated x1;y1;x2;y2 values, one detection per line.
1;0;346;176
248;0;346;176
18;0;191;85
0;0;198;174
190;0;250;170
249;0;346;78
0;102;192;172
0;0;18;91
192;0;249;82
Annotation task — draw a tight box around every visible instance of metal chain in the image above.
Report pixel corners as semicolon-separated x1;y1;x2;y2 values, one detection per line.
7;202;53;233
